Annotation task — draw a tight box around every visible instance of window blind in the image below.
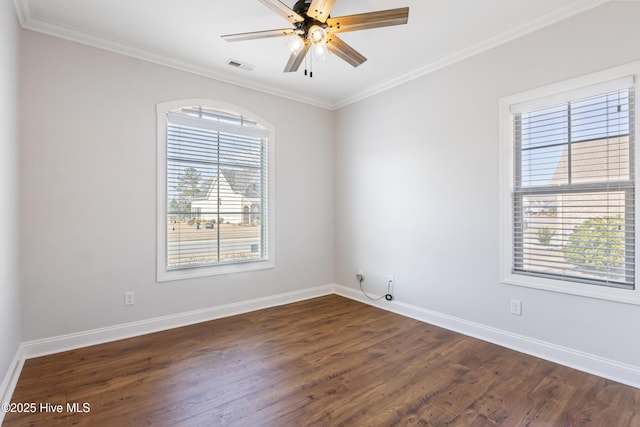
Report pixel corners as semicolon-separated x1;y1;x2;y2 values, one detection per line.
165;108;268;270
513;86;635;289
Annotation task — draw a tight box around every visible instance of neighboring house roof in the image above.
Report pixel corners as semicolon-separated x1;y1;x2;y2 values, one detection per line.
192;168;261;201
548;136;630;186
223;169;261;198
522;136;630;217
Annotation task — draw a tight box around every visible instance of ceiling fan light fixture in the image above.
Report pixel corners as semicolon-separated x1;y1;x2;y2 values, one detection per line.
308;25;327;45
314;43;328;59
290;36;305;53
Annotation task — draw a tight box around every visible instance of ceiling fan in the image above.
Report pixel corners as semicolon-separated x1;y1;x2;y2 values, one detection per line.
221;0;409;74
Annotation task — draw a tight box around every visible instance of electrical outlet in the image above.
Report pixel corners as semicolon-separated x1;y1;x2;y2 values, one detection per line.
510;299;522;316
356;268;364;282
387;274;394;291
125;291;135;306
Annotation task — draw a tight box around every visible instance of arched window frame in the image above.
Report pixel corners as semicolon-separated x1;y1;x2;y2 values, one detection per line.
156;99;275;282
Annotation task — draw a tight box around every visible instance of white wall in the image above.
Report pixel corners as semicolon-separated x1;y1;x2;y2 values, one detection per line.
335;1;640;368
0;0;21;391
19;30;335;341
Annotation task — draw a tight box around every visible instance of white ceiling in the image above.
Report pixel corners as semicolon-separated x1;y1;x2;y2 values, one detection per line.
15;0;615;109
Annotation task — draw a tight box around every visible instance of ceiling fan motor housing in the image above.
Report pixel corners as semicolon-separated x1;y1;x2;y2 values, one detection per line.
293;0;313;16
293;0;328;40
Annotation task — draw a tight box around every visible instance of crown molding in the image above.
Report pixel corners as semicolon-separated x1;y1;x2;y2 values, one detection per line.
13;1;334;110
14;0;613;111
12;0;28;27
335;0;613;109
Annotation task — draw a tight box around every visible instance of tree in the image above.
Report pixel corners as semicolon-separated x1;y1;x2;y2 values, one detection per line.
175;167;202;214
537;227;554;245
168;198;180;216
563;215;625;274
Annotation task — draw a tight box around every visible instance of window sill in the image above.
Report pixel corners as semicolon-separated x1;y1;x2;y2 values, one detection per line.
501;271;640;306
157;259;275;282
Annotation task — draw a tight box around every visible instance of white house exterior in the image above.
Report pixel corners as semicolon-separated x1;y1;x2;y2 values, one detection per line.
190;169;261;225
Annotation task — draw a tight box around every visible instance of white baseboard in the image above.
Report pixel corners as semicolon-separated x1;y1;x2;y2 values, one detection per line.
0;344;24;424
22;284;334;359
334;284;640;389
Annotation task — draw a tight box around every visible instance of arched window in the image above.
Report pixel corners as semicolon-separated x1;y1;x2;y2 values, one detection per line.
157;100;274;281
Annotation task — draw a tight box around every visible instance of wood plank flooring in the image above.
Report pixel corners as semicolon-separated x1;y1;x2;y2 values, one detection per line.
3;295;639;426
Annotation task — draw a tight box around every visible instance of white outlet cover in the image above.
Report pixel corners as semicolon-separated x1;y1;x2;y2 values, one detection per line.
510;299;522;316
125;291;135;306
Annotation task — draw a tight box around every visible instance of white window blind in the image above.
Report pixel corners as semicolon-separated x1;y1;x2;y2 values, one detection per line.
512;85;635;289
165;107;269;270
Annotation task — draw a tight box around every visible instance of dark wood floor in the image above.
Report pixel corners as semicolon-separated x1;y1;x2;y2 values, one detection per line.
3;295;639;426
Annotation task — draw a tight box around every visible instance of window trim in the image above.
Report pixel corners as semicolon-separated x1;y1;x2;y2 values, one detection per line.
156;99;275;282
499;62;640;305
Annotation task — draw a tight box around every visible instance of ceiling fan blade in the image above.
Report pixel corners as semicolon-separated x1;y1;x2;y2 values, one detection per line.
221;28;296;42
284;40;311;72
258;0;305;23
326;7;409;33
307;0;336;23
326;34;367;68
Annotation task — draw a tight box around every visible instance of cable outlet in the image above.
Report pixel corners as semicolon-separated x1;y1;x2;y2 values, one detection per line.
125;291;135;306
510;299;522;316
